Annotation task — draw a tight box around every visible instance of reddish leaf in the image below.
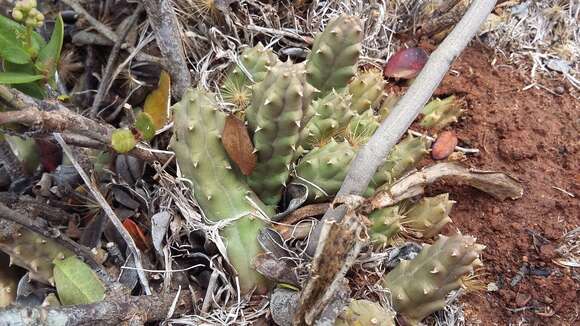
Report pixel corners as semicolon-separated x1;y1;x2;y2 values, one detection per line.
383;47;429;79
222;115;256;176
122;218;150;251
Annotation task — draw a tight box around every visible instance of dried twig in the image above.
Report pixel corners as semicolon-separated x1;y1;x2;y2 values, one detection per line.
0;85;170;163
294;196;368;325
60;0;161;64
306;0;498;255
0;290;193;325
408;130;479;154
90;5;144;118
53;134;152;295
142;0;191;98
365;162;523;211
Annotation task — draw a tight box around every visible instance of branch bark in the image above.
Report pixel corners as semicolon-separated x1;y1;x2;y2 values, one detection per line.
305;0;498;247
0;85;171;163
142;0;191;99
0;290;193;325
365;162;523;211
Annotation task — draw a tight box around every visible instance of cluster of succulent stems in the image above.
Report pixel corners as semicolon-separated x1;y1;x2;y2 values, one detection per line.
169;14;472;324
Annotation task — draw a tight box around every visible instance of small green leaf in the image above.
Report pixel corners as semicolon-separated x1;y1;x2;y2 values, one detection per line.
53;256;106;305
135;112;156;141
0;15;45;54
111;129;137;153
0;72;43;84
35;15;64;83
0;32;31;64
2;62;46;98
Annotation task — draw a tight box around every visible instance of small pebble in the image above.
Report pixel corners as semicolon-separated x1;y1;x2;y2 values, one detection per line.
487;282;499;292
555;86;565;95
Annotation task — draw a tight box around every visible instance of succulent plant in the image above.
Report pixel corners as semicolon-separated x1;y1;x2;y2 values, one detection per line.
301;89;354;149
348;69;385;114
293;139;356;201
246;61;316;206
221;43;280;110
369;135;430;190
345;110;380;147
369;194;454;247
0;220;74;285
336;299;396;326
377;94;400;122
306;15;363;97
420;95;464;130
368;206;403;246
402;194;454;239
172;88;273;293
382;234;485;325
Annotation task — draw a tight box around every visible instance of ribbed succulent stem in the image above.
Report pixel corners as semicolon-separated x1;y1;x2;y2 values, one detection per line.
306;15;363;97
368;206;403;246
172;88;272;293
221;43;279;110
402;193;454;239
336;299;396;326
382;234;485;325
369;135;430;192
420;95;464;130
345;110;380;147
246;61;316;206
301;89;354;149
348;69;385;114
293;139;356;202
0;219;74;285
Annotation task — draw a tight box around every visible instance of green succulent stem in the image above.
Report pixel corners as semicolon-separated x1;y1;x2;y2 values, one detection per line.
382;234;484;325
172;88;272;293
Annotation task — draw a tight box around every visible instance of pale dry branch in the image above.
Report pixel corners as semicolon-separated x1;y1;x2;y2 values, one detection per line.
54;134;152;295
0;85;171;163
306;0;499;256
143;0;192;98
0;290;193;325
365;162;523;211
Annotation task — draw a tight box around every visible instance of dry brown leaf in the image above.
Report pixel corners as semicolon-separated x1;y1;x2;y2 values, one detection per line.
222;115;256;176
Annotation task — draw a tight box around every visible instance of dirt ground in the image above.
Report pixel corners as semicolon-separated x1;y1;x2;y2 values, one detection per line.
420;44;579;325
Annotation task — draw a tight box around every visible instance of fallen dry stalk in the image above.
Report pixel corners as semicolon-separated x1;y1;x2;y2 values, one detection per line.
365;162;524;211
54;133;152;295
0;85;170;163
294;196;368;325
0;290;193;325
142;0;191;98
